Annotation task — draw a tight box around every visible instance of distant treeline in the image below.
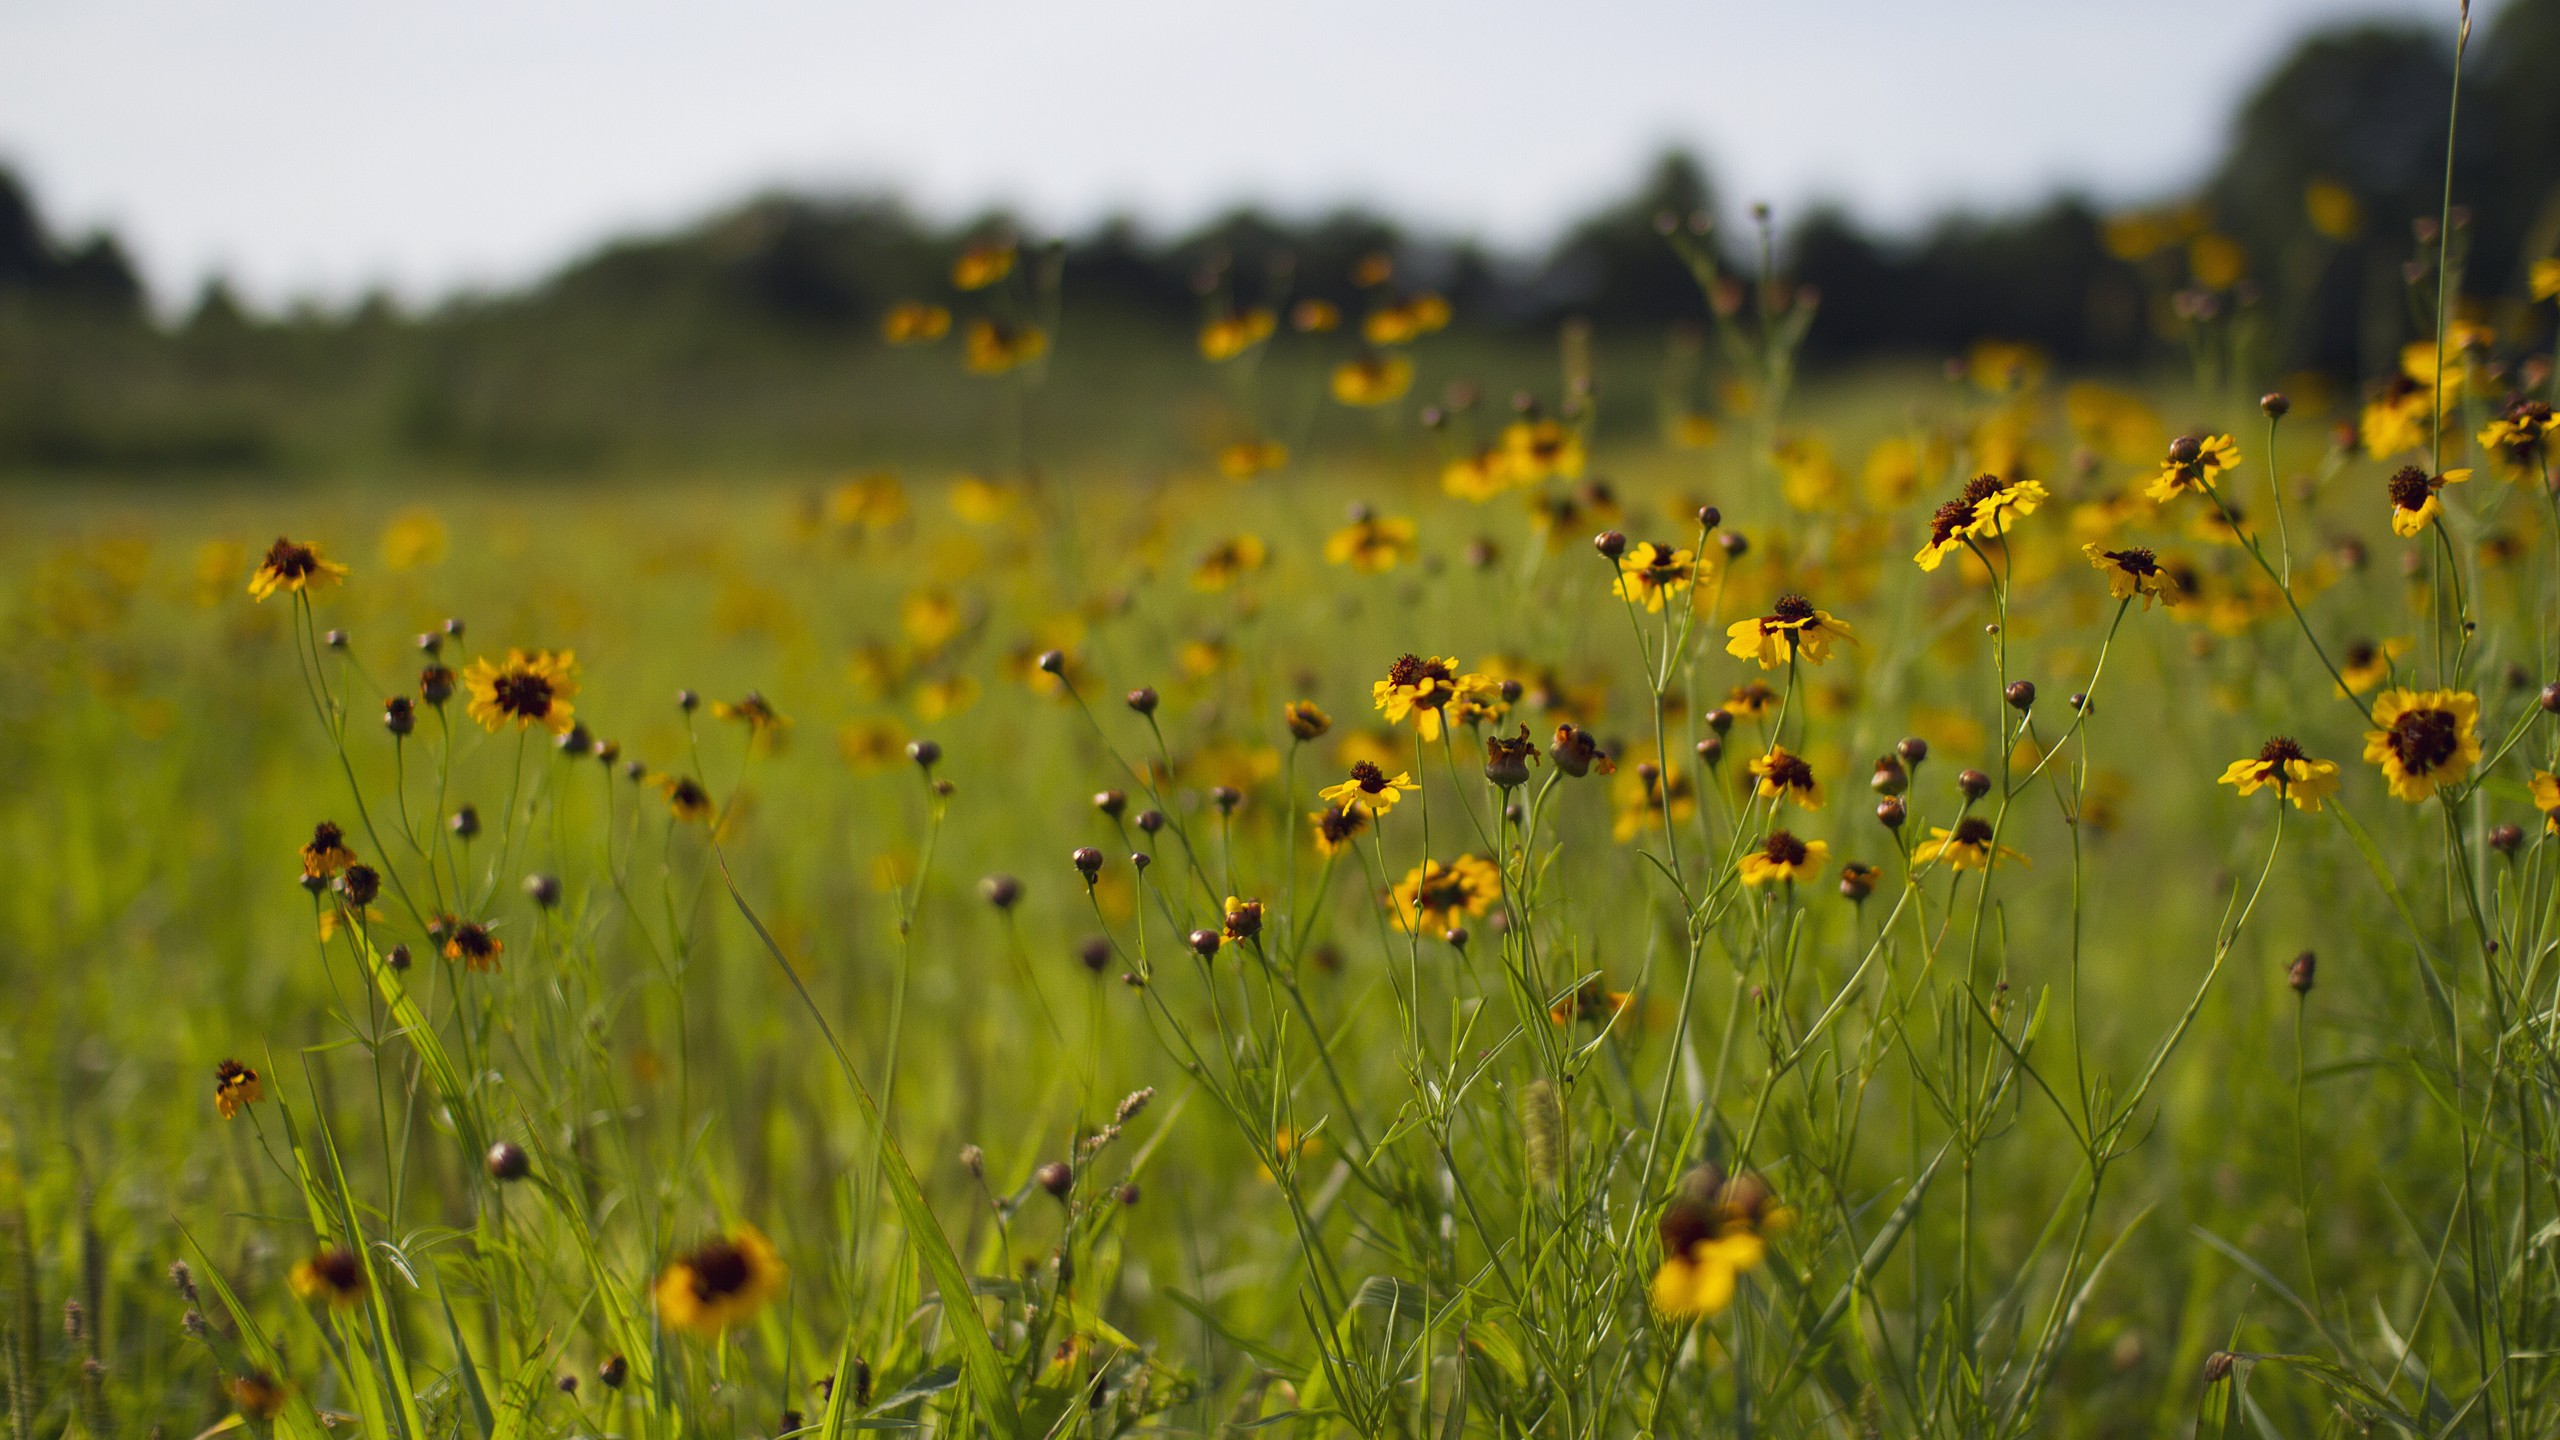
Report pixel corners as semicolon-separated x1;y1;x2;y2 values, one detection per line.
2;1;2556;474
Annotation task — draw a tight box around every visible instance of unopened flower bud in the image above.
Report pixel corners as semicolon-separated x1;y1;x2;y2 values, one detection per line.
1593;531;1627;560
1093;789;1126;817
1876;796;1906;829
980;873;1023;909
1036;1161;1073;1198
1695;736;1723;765
1071;848;1104;881
599;1354;628;1390
2287;951;2317;994
908;738;942;769
1896;736;1929;764
1704;708;1733;735
676;688;699;712
1957;768;1991;800
1124;687;1159;715
1188;928;1222;958
1036;649;1065;675
1871;756;1906;794
1136;809;1165;833
2489;824;2524;857
522;872;561;908
1697;505;1720;529
2005;681;2036;711
486;1142;530;1181
2260;392;2290;418
1212;785;1242;815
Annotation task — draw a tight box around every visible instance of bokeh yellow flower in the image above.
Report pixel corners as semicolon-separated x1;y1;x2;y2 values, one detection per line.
654;1226;785;1338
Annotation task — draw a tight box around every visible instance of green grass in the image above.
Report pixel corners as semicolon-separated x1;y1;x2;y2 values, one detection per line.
1;324;2557;1440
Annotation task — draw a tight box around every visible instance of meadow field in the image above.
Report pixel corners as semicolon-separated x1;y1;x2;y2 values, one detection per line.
6;181;2560;1440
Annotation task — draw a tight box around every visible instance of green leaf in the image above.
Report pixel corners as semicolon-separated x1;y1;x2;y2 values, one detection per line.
716;848;1021;1438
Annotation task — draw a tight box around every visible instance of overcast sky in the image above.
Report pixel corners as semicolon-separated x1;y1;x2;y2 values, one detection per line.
0;0;2456;308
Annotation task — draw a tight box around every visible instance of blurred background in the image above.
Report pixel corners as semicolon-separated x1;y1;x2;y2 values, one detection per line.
0;0;2551;478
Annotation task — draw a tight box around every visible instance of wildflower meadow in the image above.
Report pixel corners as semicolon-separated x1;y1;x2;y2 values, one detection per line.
8;7;2560;1438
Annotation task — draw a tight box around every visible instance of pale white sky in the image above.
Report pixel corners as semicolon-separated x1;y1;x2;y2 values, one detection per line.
0;0;2454;309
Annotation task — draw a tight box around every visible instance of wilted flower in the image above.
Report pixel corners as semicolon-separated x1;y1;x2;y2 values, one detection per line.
213;1059;263;1119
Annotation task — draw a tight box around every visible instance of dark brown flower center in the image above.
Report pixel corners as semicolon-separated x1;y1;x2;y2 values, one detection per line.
1763;754;1815;790
1317;807;1364;844
1349;760;1388;792
2387;706;2459;773
493;670;554;718
452;923;496;958
685;1241;753;1301
2386;466;2433;511
309;822;344;851
2104;546;2160;575
264;538;319;577
670;778;709;810
2256;736;2307;768
1928;498;1976;546
311;1249;364;1293
1770;594;1816;626
1386;654;1426;687
1762;830;1809;865
1953;818;1995;846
